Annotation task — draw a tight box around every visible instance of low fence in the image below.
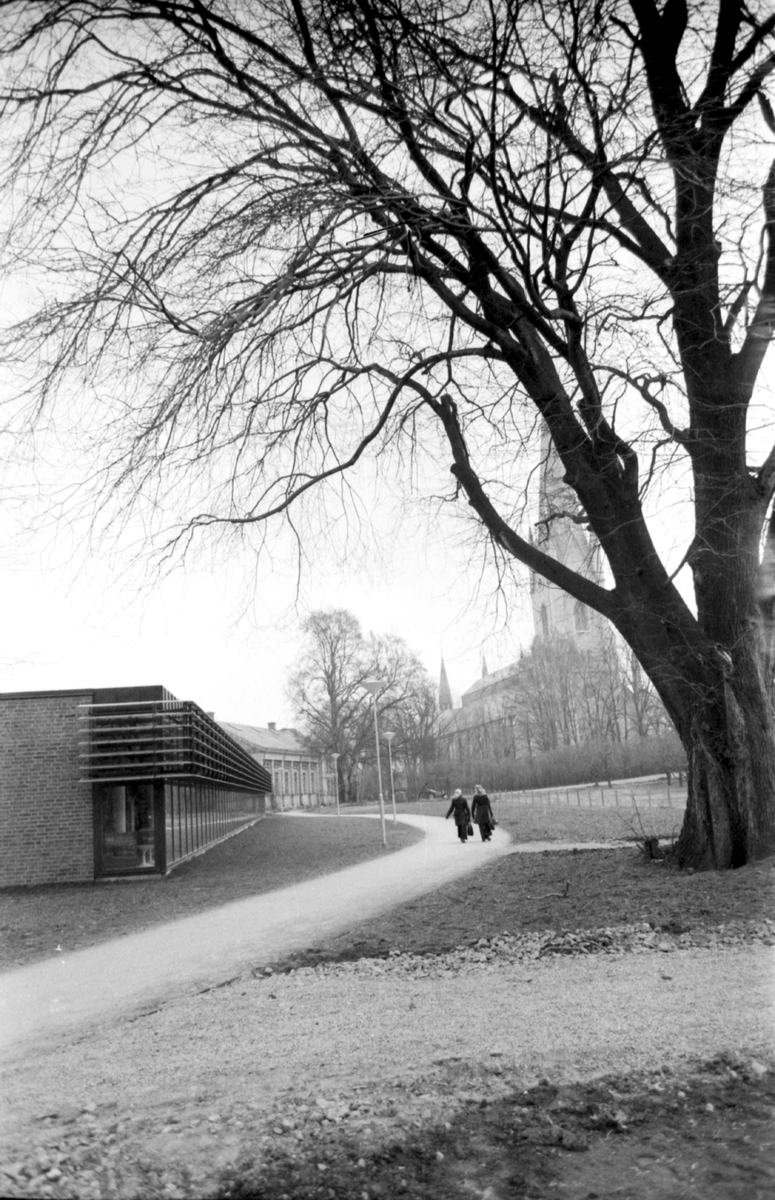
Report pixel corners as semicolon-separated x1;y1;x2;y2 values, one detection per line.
491;779;687;810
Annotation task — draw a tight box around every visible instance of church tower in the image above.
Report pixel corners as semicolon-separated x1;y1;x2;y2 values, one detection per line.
531;423;605;651
438;658;453;712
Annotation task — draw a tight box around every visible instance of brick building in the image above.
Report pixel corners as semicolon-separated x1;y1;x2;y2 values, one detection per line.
0;686;271;888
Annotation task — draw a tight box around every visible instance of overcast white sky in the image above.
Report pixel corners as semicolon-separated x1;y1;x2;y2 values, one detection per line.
0;462;536;726
3;378;773;727
0;261;542;725
1;103;772;728
4;340;774;728
7;390;775;727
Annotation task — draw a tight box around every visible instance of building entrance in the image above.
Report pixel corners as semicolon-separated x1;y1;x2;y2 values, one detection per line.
98;782;156;871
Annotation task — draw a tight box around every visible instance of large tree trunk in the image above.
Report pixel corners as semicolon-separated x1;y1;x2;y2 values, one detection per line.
672;443;775;867
675;670;775;869
616;597;775;869
442;399;775;870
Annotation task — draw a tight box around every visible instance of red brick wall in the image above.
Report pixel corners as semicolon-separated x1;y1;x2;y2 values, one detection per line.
0;691;95;887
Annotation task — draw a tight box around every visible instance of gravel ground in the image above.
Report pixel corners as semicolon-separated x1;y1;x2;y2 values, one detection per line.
0;926;772;1199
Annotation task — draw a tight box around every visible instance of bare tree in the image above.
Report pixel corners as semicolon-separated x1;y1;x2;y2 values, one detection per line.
507;637;603;752
288;609;434;802
1;0;774;867
621;646;670;739
288;609;368;804
382;678;438;797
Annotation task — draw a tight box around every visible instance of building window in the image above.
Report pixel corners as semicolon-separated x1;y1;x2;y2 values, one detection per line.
99;782;155;871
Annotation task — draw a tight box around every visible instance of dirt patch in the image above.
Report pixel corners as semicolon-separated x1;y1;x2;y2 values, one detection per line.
273;844;775;969
0;815;422;969
3;943;771;1200
215;1055;775;1200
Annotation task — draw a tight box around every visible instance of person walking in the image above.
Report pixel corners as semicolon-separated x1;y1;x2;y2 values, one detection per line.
445;789;472;842
471;784;495;841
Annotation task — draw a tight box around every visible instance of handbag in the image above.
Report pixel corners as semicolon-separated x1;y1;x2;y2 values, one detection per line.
467;822;474;837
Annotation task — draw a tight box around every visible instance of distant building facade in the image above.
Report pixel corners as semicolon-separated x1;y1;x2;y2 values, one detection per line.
218;721;334;810
437;427;664;762
437;657;525;763
0;685;271;888
530;424;607;653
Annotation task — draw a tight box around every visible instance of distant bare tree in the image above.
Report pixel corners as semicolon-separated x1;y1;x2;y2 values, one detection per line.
288;609;434;802
507;635;635;753
1;1;774;867
620;646;671;739
382;679;438;797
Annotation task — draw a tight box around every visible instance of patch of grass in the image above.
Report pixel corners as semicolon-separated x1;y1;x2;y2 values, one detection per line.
274;844;774;968
0;814;422;969
395;797;682;843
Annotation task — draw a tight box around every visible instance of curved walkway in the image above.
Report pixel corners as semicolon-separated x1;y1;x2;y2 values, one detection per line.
0;814;516;1060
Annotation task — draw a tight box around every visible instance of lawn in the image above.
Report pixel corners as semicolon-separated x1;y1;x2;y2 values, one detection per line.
393;796;683;843
0;813;421;970
271;841;772;970
1;802;769;973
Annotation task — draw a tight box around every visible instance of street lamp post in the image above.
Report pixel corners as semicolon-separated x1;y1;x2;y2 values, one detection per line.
362;679;387;847
331;752;340;815
384;731;397;822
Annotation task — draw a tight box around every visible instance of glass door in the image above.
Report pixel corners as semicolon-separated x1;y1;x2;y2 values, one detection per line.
97;782;156;873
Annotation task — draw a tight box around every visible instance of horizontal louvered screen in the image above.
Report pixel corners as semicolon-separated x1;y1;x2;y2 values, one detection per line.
78;700;272;793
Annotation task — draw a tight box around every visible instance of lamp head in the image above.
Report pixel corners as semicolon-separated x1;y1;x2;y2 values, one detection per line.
362;679;381;696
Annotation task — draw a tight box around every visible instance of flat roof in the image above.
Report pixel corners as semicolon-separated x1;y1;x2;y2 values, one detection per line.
0;688;96;700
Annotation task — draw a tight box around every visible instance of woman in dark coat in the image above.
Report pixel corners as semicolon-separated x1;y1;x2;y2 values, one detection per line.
445;789;471;842
471;784;495;841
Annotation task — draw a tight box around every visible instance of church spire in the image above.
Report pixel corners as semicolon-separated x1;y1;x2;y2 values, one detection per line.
438;658;453;712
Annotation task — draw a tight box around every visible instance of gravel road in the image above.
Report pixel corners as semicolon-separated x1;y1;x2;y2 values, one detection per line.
1;931;772;1198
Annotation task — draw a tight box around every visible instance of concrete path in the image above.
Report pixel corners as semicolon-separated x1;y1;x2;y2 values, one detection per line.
0;814;522;1061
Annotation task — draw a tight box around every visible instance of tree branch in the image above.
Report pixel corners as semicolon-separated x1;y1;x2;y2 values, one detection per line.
730;158;775;393
427;393;615;618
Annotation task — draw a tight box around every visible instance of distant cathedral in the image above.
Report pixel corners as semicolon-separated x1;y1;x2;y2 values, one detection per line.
530;423;606;652
437;425;615;763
